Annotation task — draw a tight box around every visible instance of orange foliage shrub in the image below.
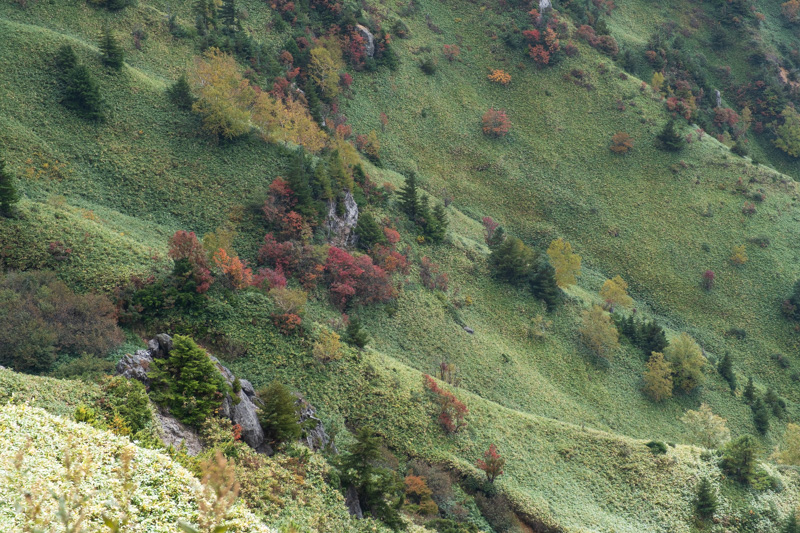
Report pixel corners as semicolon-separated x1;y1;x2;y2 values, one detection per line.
213;248;254;290
488;69;511;85
482;108;511;137
609;132;633;154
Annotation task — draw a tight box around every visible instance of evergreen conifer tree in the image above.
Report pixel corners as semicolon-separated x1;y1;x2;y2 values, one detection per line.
718;352;736;391
337;427;404;529
312;161;333;200
355;212;386;251
656;120;685;151
0;158;20;217
752;397;770;434
398;173;420;220
167;73;195;110
635;320;668;356
256;380;302;445
694;478;717;520
345;317;371;349
784;513;800;533
429;203;448;243
62;64;105;121
99;25;124;70
490;236;536;284
287;152;314;217
721;434;760;484
743;376;756;403
303;78;323;124
529;261;561;309
487;226;506;249
148;335;225;427
765;388;786;419
219;0;237;33
55;44;78;79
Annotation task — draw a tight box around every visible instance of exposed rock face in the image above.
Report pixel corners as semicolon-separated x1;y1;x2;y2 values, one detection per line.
355;24;375;58
344;485;364;519
325;191;359;248
295;393;335;453
539;0;552;11
116;349;153;386
715;89;722;108
212;356;271;454
155;408;203;456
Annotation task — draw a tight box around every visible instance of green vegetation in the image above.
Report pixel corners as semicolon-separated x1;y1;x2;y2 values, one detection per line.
256;380;301;446
148;335;225;426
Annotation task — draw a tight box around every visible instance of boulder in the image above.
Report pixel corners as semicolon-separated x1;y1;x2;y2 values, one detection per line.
325;191;359;248
155;408;203;456
355;24;375;58
115;349;153;386
539;0;552;11
295;393;336;453
463;326;474;334
212;356;270;454
148;333;173;358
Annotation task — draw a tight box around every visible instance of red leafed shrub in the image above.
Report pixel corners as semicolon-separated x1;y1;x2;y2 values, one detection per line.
272;313;302;335
253;267;287;290
48;241;73;262
168;230;213;293
564;41;579;57
476;444;505;483
482;108;511;137
213;248;254;290
523;29;541;43
714;107;740;129
325;247;394;309
424;375;468;433
482;216;499;245
529;44;550;65
419;257;449;292
344;31;366;70
443;44;460;61
258;233;294;273
258;234;326;291
340;72;353;89
232;423;243;441
575;25;618;56
702;269;715;291
383;227;401;245
262;177;297;230
371;245;410;275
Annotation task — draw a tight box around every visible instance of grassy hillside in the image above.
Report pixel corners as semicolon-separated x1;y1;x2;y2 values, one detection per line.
2;0;800;531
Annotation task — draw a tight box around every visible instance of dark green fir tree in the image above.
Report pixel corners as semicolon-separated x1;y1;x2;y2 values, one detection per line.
99;25;124;70
656;119;685;152
529;261;561;309
345;318;371;349
257;381;302;445
0;158;20;217
167;73;195;110
694;478;717;520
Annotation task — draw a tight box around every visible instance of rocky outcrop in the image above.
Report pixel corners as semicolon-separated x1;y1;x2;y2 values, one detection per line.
212;356;271;455
325;191;359;248
539;0;552;11
295;393;335;453
355;24;375;58
155;408;203;455
116;349;153;386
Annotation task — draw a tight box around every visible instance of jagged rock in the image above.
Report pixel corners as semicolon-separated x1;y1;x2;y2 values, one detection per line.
156;408;203;456
148;333;173;358
715;89;722;108
211;356;270;454
539;0;552;11
325;191;359;248
115;349;153;386
295;393;335;453
344;485;364;519
355;24;375;58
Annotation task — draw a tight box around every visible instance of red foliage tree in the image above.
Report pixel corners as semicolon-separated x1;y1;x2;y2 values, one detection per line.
482;216;500;245
424;375;468;433
168;230;213;293
252;267;287;290
213;248;254;290
419;257;449;292
476;444;506;483
325;247;394;309
482;108;511;137
443;44;461;61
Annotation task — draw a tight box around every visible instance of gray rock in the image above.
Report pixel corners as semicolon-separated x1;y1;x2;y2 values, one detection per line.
156;408;203;456
715;89;722;108
212;356;268;454
115;349;153;386
463;326;474;334
148;333;173;359
325;191;359;248
295;394;335;453
355;24;375;58
344;485;363;519
539;0;552;11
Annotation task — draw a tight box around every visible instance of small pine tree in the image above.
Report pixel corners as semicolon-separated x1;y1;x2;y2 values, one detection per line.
694;478;717;520
765;388;787;419
0;158;20;217
783;513;800;533
148;335;225;427
219;0;237;33
656;120;685;151
62;64;105;121
345;317;371;349
312;161;333;201
490;236;536;284
721;435;760;484
398;173;420;220
167;73;195;110
635;320;668;356
743;376;756;403
287;152;314;217
428;203;448;243
99;26;124;70
529;261;561;309
55;44;78;77
355;212;386;251
752;397;770;434
256;381;301;445
718;352;737;391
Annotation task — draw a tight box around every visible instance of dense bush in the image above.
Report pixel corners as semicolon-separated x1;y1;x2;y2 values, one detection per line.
100;375;152;435
148;335;226;426
721;435;760;484
664;333;706;393
0;271;122;374
256;381;301;446
0;157;20;217
481;108;511;137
